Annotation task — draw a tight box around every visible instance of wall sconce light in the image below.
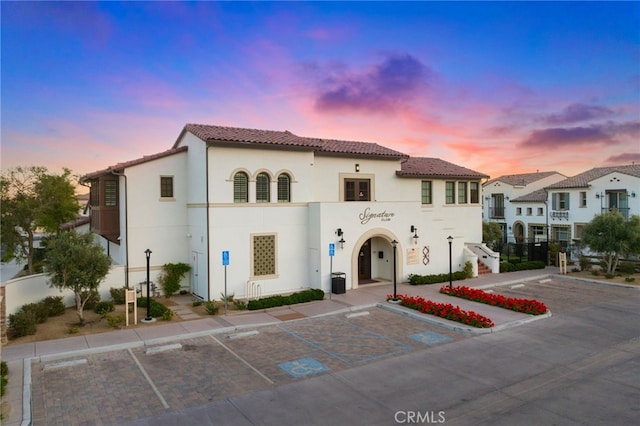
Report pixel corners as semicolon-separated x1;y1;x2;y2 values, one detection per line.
595;193;602;199
505;196;510;200
631;191;636;198
410;225;419;244
484;196;491;200
355;163;360;172
336;228;345;249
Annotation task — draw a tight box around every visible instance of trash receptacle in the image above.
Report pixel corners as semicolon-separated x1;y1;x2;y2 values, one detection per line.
332;272;346;294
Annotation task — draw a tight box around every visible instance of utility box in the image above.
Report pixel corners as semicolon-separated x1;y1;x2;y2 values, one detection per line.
331;272;346;294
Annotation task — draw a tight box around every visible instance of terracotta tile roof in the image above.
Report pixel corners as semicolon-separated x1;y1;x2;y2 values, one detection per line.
396;157;489;179
81;146;188;181
511;188;548;203
312;138;408;158
484;171;563;187
545;164;640;189
180;123;407;158
183;123;321;149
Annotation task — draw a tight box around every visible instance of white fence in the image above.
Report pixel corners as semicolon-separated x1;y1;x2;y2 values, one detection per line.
2;266;127;317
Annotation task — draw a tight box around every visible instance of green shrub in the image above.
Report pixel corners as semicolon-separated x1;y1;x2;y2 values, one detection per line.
625;276;636;282
136;297;172;318
192;300;203;307
0;360;7;398
247;289;324;310
500;260;545;273
42;296;66;317
110;287;127;304
618;262;637;275
204;301;219;315
220;292;234;303
158;262;191;297
604;273;615;279
21;302;49;324
408;270;468;285
68;326;79;334
579;256;592;272
94;301;115;317
233;299;247;310
106;313;125;328
161;309;174;321
8;310;37;337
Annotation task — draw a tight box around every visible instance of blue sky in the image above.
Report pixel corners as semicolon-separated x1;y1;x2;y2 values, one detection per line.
2;1;639;182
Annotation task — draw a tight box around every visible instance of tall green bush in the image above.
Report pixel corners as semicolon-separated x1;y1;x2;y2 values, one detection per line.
158;262;191;297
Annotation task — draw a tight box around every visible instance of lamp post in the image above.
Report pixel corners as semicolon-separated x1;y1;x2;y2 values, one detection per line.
144;249;153;322
392;239;398;300
447;236;453;289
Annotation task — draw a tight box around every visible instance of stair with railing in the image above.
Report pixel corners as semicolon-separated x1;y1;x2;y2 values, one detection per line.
477;260;492;275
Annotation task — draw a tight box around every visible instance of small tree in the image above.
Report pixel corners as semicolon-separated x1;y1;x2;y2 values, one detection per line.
582;211;640;274
482;221;503;251
1;166;79;274
46;230;111;324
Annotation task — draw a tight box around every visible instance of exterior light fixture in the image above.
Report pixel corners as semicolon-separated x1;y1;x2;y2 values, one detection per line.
410;225;419;244
143;249;154;322
336;228;345;249
447;236;453;289
355;163;360;172
391;239;398;301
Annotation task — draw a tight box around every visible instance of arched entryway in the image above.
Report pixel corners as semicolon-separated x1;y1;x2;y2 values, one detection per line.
350;228;402;290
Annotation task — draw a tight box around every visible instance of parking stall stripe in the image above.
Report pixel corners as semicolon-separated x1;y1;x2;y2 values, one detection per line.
210;335;275;384
128;348;170;409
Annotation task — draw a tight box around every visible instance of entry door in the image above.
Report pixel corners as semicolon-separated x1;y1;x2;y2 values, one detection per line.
191;251;207;300
358;239;372;281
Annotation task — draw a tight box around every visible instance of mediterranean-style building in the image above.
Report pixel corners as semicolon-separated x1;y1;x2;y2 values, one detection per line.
482;165;640;260
545;164;640;255
81;124;493;301
482;171;567;244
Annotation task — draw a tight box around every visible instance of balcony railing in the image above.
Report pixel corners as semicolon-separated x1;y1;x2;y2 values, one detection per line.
602;207;630;219
551;210;569;220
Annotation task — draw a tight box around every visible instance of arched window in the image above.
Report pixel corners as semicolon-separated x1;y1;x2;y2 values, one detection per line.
256;172;270;203
233;172;248;203
277;173;291;203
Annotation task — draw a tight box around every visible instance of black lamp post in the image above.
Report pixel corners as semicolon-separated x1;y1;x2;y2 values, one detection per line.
392;239;398;300
144;249;153;322
447;236;453;289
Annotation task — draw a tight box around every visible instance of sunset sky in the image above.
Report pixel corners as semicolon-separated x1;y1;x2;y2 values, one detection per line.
2;1;639;185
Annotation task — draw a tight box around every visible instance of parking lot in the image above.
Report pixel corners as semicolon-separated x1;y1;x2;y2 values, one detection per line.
30;307;470;425
12;274;640;425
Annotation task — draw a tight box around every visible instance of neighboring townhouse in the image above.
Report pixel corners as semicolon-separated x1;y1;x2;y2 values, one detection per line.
544;164;640;257
482;171;567;244
81;124;491;302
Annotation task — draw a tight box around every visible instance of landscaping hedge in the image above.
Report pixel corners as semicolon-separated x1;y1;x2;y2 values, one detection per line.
247;289;324;310
499;260;545;273
408;270;468;285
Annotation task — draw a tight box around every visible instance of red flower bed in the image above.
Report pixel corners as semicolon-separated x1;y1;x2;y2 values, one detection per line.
439;286;548;315
388;294;494;328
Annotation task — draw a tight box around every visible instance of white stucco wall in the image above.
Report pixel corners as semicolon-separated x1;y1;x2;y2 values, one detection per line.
3;266;126;317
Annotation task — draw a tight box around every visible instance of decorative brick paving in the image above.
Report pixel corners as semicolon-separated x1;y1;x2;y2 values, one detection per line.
29;307;467;424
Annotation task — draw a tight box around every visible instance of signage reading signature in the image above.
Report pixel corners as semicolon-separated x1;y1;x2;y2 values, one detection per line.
359;207;395;224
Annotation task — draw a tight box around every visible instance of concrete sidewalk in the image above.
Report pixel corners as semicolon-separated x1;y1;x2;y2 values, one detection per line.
1;267;560;425
3;267;558;363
